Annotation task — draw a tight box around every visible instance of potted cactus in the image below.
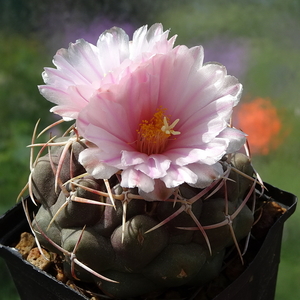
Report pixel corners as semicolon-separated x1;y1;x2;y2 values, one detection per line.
0;24;297;300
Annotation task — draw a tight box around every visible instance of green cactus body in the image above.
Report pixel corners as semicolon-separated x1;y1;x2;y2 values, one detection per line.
28;135;256;299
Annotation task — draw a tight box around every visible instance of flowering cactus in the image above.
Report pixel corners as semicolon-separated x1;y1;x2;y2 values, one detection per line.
21;24;260;299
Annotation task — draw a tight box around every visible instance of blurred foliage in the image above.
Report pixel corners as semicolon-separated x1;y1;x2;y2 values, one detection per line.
0;0;169;40
0;0;299;299
0;33;53;214
154;0;299;44
0;259;19;300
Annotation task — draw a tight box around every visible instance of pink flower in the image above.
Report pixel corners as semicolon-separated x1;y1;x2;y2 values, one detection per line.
77;44;246;198
38;24;176;120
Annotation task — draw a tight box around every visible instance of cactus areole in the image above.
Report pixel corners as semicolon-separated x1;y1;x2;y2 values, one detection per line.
7;24;294;299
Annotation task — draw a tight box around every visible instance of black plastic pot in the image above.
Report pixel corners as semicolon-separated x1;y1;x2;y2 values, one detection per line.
0;183;297;300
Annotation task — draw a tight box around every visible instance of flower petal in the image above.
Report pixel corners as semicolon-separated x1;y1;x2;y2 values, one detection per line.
96;27;130;72
139;179;175;201
216;127;246;153
187;162;223;188
134;155;171;179
121;150;148;167
121;168;155;192
39;24;176;120
79;148;119;179
162;165;198;188
54;39;105;83
130;23;176;60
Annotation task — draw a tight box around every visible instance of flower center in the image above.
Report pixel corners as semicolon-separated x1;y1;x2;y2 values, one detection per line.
136;107;180;155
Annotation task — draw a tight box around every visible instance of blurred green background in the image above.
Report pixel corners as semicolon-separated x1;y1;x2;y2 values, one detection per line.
0;0;299;299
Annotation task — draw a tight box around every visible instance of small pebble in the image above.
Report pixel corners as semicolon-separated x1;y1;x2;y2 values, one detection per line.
15;232;35;258
27;247;52;271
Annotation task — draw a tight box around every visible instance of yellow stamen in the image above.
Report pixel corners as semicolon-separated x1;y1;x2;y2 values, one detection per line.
136;107;180;155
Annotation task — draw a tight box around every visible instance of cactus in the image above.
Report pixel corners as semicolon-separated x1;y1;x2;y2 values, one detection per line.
17;24;268;299
20;125;258;299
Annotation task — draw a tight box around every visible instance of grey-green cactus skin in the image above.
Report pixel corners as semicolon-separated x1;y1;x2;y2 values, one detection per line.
30;138;254;299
